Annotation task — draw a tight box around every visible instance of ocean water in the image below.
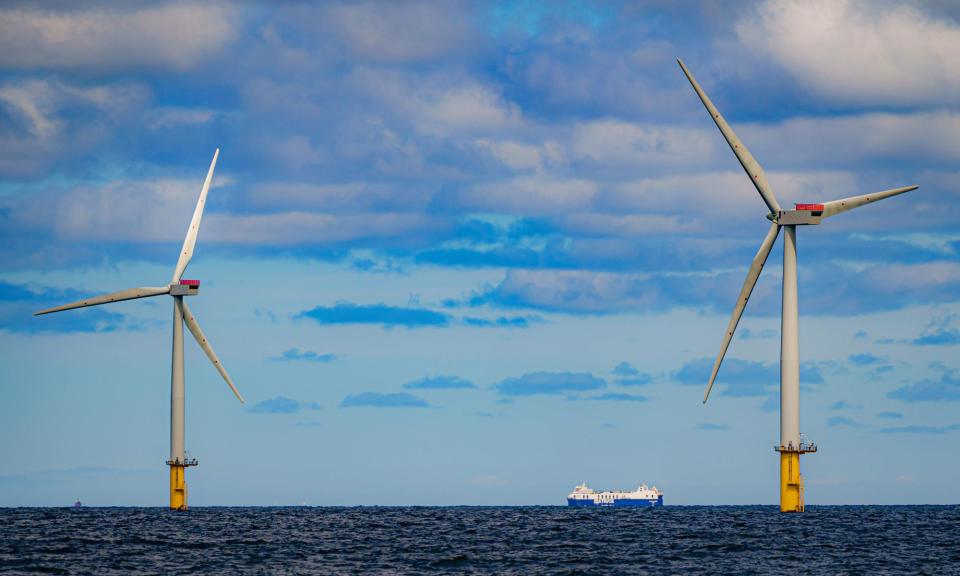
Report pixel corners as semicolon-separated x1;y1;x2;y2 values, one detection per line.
1;506;957;574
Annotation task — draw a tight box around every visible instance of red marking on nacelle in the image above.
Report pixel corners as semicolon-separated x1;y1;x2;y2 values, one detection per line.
180;279;200;286
795;203;824;211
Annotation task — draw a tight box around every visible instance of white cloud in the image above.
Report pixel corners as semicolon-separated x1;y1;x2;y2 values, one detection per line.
203;212;447;246
247;182;434;213
0;79;146;137
739;0;960;105
42;179;207;244
323;1;478;63
601;170;858;222
739;112;960;168
456;175;598;216
0;79;149;177
556;213;701;237
350;69;522;137
570;119;715;168
474;138;563;172
0;3;238;71
13;176;449;248
484;269;670;314
146;107;219;130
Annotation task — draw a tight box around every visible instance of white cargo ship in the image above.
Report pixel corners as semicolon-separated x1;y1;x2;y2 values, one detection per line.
567;482;663;507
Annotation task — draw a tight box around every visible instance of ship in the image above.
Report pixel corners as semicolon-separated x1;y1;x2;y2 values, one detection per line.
567;482;663;507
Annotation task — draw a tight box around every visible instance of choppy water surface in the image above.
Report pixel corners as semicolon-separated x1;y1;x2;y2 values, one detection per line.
1;506;957;574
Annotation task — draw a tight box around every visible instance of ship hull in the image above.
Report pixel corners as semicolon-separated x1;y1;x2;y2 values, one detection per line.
567;496;663;507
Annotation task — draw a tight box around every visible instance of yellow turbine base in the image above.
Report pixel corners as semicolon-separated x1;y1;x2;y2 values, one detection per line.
779;452;803;513
169;465;188;510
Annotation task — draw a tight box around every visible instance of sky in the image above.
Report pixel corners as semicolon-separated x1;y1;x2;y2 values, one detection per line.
1;0;959;506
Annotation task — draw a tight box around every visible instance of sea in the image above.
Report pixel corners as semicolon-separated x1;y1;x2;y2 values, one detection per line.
1;506;957;574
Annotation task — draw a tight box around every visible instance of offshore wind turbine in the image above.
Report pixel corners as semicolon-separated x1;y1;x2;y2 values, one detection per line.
34;149;243;510
677;60;918;512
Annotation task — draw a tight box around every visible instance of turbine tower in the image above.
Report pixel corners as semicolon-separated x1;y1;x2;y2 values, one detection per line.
34;149;243;510
677;60;918;512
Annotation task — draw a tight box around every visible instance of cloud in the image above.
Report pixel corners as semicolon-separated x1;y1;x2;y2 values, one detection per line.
249;396;301;414
0;4;238;72
674;358;772;397
738;0;960;106
268;348;336;363
467;262;960;316
568;119;713;168
760;396;778;413
320;1;478;64
876;411;903;420
617;375;652;387
911;314;960;346
350;67;521;138
1;281;136;334
404;375;476;390
203;212;449;248
612;362;638;376
611;363;652;387
674;357;823;397
697;423;731;431
588;392;647;402
736;113;960;172
739;328;777;340
880;424;960;435
246;181;433;214
145;107;219;130
461;315;533;328
493;371;606;396
469;269;685;315
886;368;960;403
297;303;451;328
340;392;430;408
848;353;883;367
3;177;225;259
827;416;863;428
0;79;149;178
453;175;598;217
830;401;859;411
474;138;562;172
779;262;960;317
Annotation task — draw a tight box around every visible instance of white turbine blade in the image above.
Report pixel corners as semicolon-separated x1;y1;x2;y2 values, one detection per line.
820;185;918;219
171;148;219;283
34;286;170;316
677;59;782;215
704;223;781;404
180;300;244;404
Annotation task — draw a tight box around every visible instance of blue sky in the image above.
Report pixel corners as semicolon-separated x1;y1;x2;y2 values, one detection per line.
1;0;959;506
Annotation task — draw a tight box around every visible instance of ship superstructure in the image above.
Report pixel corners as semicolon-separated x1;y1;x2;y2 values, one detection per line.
566;482;663;507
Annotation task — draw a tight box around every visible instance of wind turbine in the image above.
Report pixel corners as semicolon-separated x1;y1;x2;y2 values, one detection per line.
677;60;918;512
34;149;243;510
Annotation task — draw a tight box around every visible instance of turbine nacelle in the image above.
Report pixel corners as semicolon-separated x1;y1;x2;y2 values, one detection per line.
770;205;824;226
170;279;201;296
